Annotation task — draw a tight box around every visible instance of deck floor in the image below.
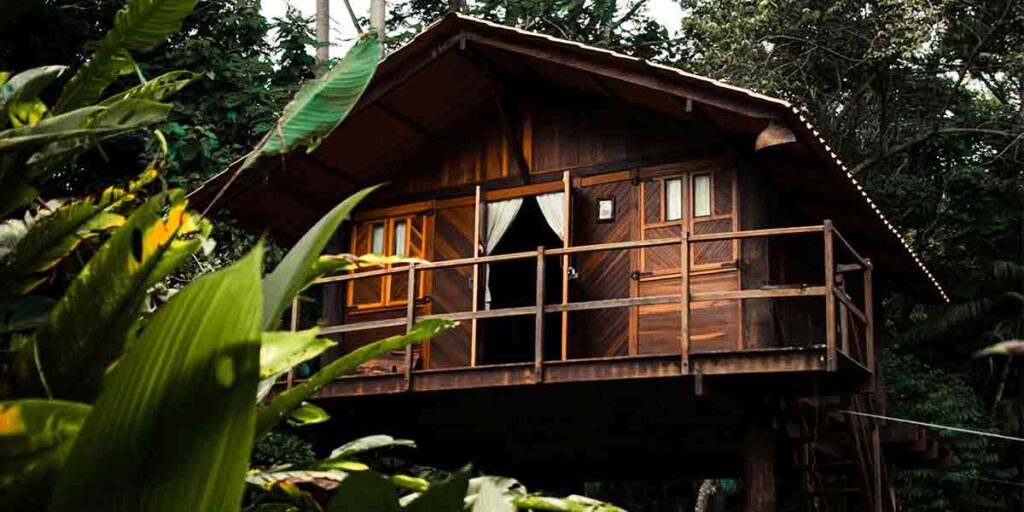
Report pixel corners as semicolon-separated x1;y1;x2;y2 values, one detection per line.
310;344;869;399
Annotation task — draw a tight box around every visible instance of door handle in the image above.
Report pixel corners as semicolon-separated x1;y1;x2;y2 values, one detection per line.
630;270;654;280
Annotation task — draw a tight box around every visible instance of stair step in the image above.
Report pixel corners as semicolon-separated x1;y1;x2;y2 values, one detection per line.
797;487;862;498
793;460;857;471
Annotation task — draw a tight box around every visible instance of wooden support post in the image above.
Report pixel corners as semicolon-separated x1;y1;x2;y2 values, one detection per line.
534;247;545;382
680;231;690;374
404;264;417;391
839;283;850;356
864;259;875;376
872;423;883;512
823;219;837;371
287;297;299;389
743;425;777;512
471;185;482;367
560;170;570;361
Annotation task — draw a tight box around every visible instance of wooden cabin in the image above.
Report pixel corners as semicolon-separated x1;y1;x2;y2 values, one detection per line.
192;14;950;512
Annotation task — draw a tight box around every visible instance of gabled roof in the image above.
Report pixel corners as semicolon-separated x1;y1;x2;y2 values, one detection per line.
191;13;947;302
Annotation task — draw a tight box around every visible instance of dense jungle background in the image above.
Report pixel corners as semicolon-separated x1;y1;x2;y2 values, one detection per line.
1;0;1021;510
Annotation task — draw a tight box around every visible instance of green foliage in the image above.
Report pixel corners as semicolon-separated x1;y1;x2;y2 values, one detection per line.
884;348;1010;511
0;400;91;510
388;0;676;60
251;430;316;469
48;245;264;512
241;38;380;171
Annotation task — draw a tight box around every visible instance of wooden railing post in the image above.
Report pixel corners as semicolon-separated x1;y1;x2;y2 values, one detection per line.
823;219;837;371
287;296;299;389
404;264;416;391
534;247;545;383
864;258;875;376
471;185;482;367
680;231;690;375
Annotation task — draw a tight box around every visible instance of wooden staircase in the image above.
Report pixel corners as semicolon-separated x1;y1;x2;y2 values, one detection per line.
785;395;896;512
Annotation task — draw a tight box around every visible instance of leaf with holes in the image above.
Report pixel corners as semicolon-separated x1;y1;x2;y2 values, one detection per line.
56;0;200;112
28;190;210;400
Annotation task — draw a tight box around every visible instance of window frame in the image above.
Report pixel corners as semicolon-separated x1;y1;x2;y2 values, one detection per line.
346;214;427;311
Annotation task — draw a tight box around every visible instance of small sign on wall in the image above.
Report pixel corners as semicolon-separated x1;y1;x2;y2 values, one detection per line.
597;196;616;223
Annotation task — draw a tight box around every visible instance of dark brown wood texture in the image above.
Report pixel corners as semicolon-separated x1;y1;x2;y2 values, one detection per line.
528;90;722;174
570;179;634;358
427;204;476;368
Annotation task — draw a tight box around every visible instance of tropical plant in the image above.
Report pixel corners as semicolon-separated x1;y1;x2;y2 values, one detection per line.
245;434;626;511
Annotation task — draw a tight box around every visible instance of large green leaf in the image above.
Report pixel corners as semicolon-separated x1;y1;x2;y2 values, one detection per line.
55;0;200;112
262;185;379;331
29;190;211;400
0;100;172;163
0;66;67;126
255;319;455;437
327;435;416;461
259;328;333;379
326;470;399;512
47;245;263;512
0;399;91;510
99;70;199;106
241;38;380;171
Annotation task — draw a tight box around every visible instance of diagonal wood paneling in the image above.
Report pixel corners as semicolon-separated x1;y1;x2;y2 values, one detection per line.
429;205;475;368
571;181;633;358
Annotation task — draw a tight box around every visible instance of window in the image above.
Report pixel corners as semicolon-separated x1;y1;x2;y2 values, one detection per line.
665;178;683;221
693;174;711;217
392;220;407;257
348;215;427;309
371;224;385;254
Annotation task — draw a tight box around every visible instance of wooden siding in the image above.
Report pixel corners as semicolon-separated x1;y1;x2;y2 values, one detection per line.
427;203;476;368
570;179;634;358
528;89;724;174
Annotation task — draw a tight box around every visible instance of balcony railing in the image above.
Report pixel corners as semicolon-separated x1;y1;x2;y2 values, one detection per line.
286;220;874;388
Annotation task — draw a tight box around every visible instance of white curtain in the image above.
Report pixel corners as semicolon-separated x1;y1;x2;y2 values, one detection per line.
485;198;523;254
534;192;565;241
484;198;523;308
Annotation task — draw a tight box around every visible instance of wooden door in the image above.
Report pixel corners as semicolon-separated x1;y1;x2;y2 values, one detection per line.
426;203;475;368
635;163;742;354
570;173;636;358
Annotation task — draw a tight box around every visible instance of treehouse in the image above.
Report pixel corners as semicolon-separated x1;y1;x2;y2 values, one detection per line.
192;14;950;511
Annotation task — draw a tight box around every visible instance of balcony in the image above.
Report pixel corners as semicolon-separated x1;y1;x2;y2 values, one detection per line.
284;221;875;399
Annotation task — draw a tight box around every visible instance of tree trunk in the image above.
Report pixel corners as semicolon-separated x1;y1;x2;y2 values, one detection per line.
370;0;386;42
315;0;330;65
695;479;718;512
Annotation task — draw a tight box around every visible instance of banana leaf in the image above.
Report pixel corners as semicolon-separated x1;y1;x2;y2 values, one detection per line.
30;190;211;400
56;0;200;112
241;38;380;171
0;399;91;511
47;245;263;512
255;319;456;437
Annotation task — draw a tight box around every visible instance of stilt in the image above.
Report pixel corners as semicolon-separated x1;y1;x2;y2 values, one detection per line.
743;425;777;512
